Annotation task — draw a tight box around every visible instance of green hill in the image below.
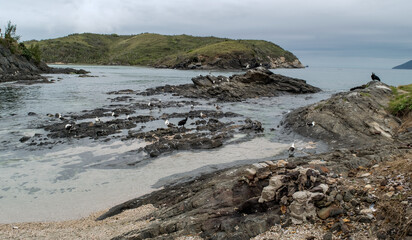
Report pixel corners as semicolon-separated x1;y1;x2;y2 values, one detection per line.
25;33;303;69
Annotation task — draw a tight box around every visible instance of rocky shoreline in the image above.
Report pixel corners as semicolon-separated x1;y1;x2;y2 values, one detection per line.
93;81;411;239
3;71;411;239
0;44;88;83
24;68;319;160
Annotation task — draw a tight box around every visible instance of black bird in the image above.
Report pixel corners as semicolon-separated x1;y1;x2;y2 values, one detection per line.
178;117;188;127
371;72;380;81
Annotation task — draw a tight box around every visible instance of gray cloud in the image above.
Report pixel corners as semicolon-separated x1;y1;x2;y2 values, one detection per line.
1;0;411;66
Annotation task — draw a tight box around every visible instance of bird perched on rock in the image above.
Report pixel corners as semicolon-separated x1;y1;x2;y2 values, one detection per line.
371;72;380;81
126;115;131;120
214;104;221;111
288;142;295;157
307;121;315;127
165;119;170;126
200;112;206;118
112;112;119;118
95;117;101;122
65;123;73;132
178;117;188;127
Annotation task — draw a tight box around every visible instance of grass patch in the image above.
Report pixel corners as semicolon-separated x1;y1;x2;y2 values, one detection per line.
388;84;412;117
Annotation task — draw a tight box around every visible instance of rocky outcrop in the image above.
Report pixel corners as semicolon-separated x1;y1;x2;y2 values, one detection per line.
140;67;321;101
97;144;410;240
167;55;304;70
0;44;88;82
283;81;403;148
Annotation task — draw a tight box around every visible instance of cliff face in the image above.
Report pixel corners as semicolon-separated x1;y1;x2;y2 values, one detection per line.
0;44;51;81
0;44;87;82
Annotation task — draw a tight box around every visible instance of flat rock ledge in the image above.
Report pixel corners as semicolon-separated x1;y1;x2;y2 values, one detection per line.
139;67;321;101
283;81;405;148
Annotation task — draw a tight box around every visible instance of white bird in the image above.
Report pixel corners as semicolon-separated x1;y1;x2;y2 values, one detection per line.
165;119;170;126
112;112;119;117
126;115;131;120
288;142;295;157
95;117;100;122
65;124;73;131
200;112;206;118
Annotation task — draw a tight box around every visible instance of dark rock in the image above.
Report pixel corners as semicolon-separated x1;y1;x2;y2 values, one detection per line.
0;44;88;83
139;68;320;102
344;191;354;202
27;112;37;116
283;81;400;148
19;136;31;142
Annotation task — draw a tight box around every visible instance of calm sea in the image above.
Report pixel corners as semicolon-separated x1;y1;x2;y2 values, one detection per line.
0;65;410;223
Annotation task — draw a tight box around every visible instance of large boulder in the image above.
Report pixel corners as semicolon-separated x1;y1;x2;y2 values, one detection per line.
283;81;401;148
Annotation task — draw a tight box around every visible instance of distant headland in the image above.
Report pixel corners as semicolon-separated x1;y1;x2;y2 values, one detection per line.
25;33;304;70
393;60;412;69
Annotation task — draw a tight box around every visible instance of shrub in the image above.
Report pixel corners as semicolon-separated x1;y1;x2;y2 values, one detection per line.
389;84;412;117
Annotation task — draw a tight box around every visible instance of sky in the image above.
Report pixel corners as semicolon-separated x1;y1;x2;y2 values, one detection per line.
0;0;411;68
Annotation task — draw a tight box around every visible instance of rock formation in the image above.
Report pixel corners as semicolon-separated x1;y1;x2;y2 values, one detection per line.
0;44;88;82
140;67;321;101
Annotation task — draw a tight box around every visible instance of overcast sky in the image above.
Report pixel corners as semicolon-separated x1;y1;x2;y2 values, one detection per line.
0;0;411;67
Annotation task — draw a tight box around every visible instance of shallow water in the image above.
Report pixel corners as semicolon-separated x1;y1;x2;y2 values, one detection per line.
0;65;410;223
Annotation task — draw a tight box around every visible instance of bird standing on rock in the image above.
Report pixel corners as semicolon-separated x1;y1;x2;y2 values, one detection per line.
165;119;170;126
307;121;315;127
112;112;119;118
95;117;100;122
288;142;295;157
371;72;380;81
65;124;73;132
178;117;188;127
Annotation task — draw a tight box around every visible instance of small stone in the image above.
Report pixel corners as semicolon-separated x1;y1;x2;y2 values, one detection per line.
277;159;288;167
359;173;371;178
336;194;343;201
285;162;297;169
269;175;283;188
384;191;394;198
357;215;372;223
244;168;256;180
388;186;395;191
259;185;276;203
323;232;333;240
395;185;404;191
343;191;354;202
371;164;379;168
364;184;372;190
317;205;343;219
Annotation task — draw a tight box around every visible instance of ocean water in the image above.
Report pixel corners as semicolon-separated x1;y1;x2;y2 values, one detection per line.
0;65;410;223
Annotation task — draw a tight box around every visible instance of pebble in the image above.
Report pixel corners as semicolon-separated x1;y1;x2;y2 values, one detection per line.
364;184;372;190
323;232;333;240
359;173;371;178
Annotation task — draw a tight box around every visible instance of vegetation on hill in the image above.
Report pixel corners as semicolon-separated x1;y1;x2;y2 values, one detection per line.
25;33;301;69
389;84;412;116
0;21;41;63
